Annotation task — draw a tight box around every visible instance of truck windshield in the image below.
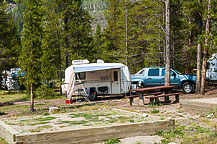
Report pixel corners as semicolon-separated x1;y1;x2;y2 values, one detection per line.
173;70;182;75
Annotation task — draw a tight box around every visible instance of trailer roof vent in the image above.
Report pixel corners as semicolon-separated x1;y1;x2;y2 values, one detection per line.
72;59;89;65
97;59;104;64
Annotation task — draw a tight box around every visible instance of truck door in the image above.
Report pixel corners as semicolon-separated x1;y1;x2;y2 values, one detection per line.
111;69;121;94
147;68;161;86
161;69;180;86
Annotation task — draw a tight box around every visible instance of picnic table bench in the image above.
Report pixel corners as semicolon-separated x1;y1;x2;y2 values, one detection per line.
127;86;182;105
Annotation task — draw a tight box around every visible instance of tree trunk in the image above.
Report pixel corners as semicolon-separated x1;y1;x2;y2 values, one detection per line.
195;0;202;94
57;29;62;96
201;0;211;95
165;0;170;86
125;7;128;66
30;83;34;112
64;13;69;68
196;43;201;93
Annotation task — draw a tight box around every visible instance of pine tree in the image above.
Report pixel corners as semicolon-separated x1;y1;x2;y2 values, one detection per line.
40;0;64;96
93;23;103;60
66;0;93;62
54;0;93;66
18;0;43;112
0;0;20;87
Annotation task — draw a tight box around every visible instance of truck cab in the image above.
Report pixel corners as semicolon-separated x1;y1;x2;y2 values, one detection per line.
131;67;196;94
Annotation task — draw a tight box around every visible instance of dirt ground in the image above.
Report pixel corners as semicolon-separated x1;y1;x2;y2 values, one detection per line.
0;85;217;144
5;86;216;118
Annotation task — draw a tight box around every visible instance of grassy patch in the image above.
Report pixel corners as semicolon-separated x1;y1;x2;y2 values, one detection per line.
105;138;120;144
34;117;56;121
29;125;53;132
6;116;56;126
0;137;8;144
151;109;160;114
155;123;217;144
0;90;28;103
42;112;50;116
188;126;210;133
67;110;147;126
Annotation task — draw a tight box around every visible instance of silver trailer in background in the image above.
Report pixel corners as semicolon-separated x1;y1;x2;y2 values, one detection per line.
1;68;22;90
207;53;217;81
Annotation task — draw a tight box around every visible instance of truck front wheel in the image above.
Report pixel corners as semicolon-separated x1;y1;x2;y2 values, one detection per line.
182;82;194;94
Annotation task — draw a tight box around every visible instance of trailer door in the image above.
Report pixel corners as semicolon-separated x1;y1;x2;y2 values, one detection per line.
111;69;121;94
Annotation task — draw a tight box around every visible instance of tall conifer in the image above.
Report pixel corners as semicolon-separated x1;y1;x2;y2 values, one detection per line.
19;0;43;112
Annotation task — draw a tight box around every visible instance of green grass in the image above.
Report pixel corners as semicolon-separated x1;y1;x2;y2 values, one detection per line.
67;110;147;126
151;109;160;114
0;90;28;103
6;116;57;126
105;138;120;144
155;124;217;144
29;125;53;132
34;117;56;121
0;137;8;144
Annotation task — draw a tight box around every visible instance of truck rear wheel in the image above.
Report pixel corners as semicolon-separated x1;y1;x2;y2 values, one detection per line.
182;82;194;94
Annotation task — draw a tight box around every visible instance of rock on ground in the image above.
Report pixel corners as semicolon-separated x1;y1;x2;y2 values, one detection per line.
118;135;163;144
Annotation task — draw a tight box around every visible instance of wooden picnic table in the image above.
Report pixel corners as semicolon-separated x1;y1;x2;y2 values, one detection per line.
129;86;177;105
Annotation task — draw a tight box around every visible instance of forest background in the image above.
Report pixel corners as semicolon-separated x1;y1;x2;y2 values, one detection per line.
1;0;217;110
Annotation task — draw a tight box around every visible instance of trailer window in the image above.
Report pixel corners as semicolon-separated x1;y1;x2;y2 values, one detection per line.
76;72;86;80
113;71;118;81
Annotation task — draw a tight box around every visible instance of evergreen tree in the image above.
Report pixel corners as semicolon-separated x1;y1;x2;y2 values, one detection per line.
104;0;165;72
93;23;103;60
39;0;64;96
54;0;93;67
66;0;93;61
0;0;20;87
103;0;123;62
18;0;43;112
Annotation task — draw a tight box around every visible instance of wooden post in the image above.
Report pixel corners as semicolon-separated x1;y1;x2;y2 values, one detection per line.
130;97;134;105
138;93;144;105
164;88;170;103
175;94;179;103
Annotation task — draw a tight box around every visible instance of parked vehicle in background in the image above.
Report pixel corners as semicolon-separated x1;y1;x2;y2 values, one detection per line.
206;53;217;81
1;68;23;90
62;59;131;100
130;67;196;94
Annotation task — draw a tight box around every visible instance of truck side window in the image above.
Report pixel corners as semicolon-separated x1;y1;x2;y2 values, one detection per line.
162;69;165;76
148;69;159;76
139;70;144;74
162;69;175;76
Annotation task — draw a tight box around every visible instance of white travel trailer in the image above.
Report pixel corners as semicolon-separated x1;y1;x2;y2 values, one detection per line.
62;60;131;100
207;53;217;81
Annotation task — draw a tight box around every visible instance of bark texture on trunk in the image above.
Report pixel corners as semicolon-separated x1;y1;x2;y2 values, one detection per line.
201;0;211;95
196;43;201;93
165;0;170;86
195;0;202;94
30;83;34;112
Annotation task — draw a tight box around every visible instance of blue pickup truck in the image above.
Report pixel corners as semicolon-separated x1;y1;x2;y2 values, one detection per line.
130;67;197;93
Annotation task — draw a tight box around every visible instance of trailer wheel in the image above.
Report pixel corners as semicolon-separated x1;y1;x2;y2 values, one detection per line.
89;91;97;101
